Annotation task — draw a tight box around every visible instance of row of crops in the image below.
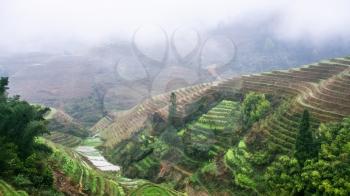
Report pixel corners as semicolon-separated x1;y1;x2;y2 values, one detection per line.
130;183;180;196
100;82;214;148
182;100;241;157
44;131;82;147
0;180;28;196
45;140;126;195
241;58;350;153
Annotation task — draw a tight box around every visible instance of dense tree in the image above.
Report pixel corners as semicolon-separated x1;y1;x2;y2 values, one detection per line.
241;92;271;129
265;117;350;195
0;77;8;94
0;77;53;188
92;83;108;116
265;155;303;194
295;110;318;165
300;118;350;195
168;92;177;126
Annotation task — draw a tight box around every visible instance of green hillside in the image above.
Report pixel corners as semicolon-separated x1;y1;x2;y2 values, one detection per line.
100;56;350;195
1;56;350;195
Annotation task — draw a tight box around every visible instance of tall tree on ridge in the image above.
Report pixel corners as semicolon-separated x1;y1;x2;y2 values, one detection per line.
168;92;177;126
295;109;318;165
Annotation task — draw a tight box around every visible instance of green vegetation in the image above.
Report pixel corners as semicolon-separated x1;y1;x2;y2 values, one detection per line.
64;95;105;127
109;99;242;193
265;155;303;194
265;117;350;195
0;77;58;194
44;131;82;147
183;100;241;160
47;112;88;138
200;161;218;176
81;137;103;146
3;56;350;195
47;119;87;138
241;92;271;130
168;92;177;126
224;140;257;193
130;183;180;196
1;77;156;195
45;139;127;195
295;109;318;165
0;180;28;196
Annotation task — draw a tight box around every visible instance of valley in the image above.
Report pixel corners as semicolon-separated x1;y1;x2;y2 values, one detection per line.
1;56;350;195
1;1;350;195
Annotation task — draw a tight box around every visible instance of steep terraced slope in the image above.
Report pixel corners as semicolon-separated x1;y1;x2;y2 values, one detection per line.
44;108;88;146
182;100;240;157
90;115;114;135
45;131;82;147
99;82;221;148
43;139;129;195
241;57;350;153
241;59;349;96
108;99;242;192
98;56;350;153
46;108;87;137
296;67;350;121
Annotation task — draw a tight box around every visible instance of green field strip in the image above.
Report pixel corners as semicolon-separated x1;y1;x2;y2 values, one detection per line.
0;180;28;196
206;110;231;115
187;125;213;135
268;122;297;139
268;127;296;144
193;121;225;131
266;131;294;151
267;141;291;154
202;114;228;120
130;183;179;196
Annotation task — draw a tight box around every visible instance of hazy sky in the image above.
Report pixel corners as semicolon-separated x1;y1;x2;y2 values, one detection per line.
1;0;350;53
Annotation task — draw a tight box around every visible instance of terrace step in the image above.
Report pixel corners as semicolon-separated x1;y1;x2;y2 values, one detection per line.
295;99;344;122
268;126;296;144
268;121;297;139
331;58;350;65
265;130;294;152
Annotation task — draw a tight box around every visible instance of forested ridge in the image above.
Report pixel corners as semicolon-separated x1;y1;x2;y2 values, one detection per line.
0;77;57;194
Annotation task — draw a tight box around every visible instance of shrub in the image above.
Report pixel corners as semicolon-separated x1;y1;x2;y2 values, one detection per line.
200;161;218;176
241;92;271;130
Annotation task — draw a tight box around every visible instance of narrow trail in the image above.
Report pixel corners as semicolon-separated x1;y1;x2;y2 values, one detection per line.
172;165;192;176
78;168;84;193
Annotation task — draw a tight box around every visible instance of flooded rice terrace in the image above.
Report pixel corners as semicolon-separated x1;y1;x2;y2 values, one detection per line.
75;137;120;172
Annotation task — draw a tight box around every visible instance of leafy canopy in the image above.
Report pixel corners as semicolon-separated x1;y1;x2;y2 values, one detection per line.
241;92;271;129
265;117;350;195
295;109;318;165
0;77;52;189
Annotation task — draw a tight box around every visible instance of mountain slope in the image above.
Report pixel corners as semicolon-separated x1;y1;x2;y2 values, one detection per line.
96;56;350;151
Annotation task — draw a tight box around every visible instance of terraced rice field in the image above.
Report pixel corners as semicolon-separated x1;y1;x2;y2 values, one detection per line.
45;140;126;195
241;59;349;97
260;104;321;154
90;115;114;135
0;180;28;196
183;100;240;156
130;183;181;196
97;56;350;157
100;82;218;148
132;156;158;172
239;57;350;154
75;137;120;171
44;131;82;147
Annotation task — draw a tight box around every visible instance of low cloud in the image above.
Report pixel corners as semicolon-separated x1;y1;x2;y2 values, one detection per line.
0;0;349;53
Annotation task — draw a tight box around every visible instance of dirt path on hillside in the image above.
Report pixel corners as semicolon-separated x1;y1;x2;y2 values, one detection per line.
53;170;86;196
